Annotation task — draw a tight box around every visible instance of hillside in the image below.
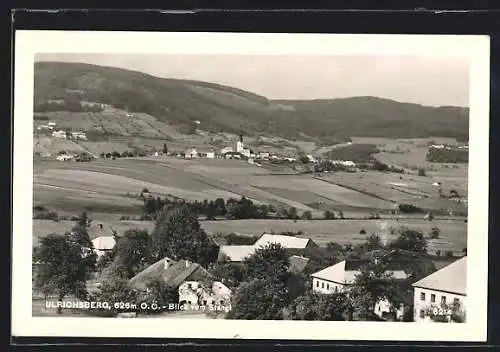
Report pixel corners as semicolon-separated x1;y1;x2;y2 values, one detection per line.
34;61;469;142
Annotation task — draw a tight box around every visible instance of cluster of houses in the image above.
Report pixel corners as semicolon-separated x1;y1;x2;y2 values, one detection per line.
429;144;469;151
36;121;88;141
88;227;466;322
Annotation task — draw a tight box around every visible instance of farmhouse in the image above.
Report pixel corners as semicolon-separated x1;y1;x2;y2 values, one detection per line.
56;154;74;161
71;131;88;140
185;148;198;159
91;236;116;257
178;280;232;306
218;245;256;262
206;151;215;159
257;151;270;160
52;130;67;139
253;233;318;250
412;256;466;323
48;122;56;127
129;257;214;295
218;234;318;263
311;250;434;320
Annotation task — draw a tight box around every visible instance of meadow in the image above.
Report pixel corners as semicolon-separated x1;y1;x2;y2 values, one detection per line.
33;217;467;255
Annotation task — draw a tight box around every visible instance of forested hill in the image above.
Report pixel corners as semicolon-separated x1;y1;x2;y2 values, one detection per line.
34;61;469;142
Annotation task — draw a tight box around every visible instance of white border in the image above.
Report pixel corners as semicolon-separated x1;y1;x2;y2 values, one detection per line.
12;31;490;341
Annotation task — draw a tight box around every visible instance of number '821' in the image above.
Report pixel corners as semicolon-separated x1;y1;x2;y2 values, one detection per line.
432;307;452;316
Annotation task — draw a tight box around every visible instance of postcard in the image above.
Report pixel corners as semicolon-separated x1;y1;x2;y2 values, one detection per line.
12;30;489;341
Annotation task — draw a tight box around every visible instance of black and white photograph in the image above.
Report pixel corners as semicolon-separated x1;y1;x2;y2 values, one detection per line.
12;31;489;341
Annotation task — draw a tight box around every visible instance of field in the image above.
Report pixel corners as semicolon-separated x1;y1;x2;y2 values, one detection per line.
33;217;467;255
32;136;468;255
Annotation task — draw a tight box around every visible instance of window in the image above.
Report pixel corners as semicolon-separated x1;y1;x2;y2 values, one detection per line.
419;310;425;318
220;300;224;304
431;294;436;303
441;296;446;304
321;282;324;289
454;298;460;304
327;283;330;290
203;300;207;305
316;281;319;288
420;292;426;301
335;286;338;293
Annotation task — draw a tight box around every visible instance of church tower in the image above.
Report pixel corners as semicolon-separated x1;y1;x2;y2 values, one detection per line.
236;133;244;153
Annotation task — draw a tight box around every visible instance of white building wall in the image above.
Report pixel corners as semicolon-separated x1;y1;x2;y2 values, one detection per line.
312;277;345;294
413;287;466;322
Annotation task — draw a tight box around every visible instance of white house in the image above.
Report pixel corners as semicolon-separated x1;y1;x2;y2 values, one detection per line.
241;148;251;158
254;233;317;250
258;152;270;160
48;122;56;127
236;140;244;153
306;155;318;163
218;233;317;263
52;130;67;139
185;148;198;159
412;256;466;323
91;236;116;257
206;152;215;159
178;281;231;306
71;132;88;140
311;255;411;320
56;154;74;161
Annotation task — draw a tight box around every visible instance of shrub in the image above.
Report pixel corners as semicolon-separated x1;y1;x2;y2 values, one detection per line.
119;215;131;221
359;229;367;235
323;210;336;220
418;167;426;176
429;227;440;239
301;211;313;220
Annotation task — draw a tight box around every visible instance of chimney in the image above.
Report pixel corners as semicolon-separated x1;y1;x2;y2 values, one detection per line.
164;259;171;270
185;260;191;268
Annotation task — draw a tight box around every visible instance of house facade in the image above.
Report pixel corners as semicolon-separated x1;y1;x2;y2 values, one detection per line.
311;256;413;320
178;280;231;306
412;256;466;323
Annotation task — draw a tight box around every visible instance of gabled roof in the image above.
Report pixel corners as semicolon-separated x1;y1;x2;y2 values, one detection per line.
129;257;213;290
311;260;348;284
218;245;256;262
254;233;312;249
412;256;467;295
91;236;116;250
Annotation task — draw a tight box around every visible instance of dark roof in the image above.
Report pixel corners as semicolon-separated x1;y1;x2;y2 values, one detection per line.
129;257;213;290
345;249;437;279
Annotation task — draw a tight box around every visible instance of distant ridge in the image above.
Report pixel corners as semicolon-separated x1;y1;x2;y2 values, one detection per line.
34;61;469;142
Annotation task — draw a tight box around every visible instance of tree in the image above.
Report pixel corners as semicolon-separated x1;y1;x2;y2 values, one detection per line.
209;261;245;289
214;198;226;216
33;234;96;314
150;204;219;266
429;227;441;239
349;262;402;321
299;154;310;164
418;167;426;176
324;210;336;220
163;143;168;154
243;243;290;284
91;276;138;316
365;234;384;251
288;207;299;220
226;277;289;320
301;210;313;220
205;201;217;220
137;278;179;315
338;210;345;219
284;291;351;321
112;229;151;278
389;227;428;254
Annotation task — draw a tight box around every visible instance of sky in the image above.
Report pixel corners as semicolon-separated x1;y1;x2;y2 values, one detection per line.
36;53;470;107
